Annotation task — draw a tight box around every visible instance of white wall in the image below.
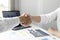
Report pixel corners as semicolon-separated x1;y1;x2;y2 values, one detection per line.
10;0;15;10
19;0;60;15
20;0;38;15
37;0;43;15
15;0;19;10
43;0;60;14
0;0;11;18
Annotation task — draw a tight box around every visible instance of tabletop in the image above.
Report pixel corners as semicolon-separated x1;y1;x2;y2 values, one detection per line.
0;24;60;40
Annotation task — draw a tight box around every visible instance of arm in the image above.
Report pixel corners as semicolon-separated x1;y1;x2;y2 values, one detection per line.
31;9;57;24
20;8;58;26
31;16;41;23
54;31;60;38
48;28;60;38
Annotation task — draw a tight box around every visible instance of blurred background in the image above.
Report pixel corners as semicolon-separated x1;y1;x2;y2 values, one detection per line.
0;0;60;31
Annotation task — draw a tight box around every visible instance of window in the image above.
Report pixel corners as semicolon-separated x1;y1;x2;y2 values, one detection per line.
0;0;11;18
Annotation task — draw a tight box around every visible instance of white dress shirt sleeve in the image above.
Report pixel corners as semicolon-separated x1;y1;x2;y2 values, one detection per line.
57;8;60;31
40;9;58;24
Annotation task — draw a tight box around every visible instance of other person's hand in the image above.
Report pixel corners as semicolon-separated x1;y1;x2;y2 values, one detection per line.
48;27;56;35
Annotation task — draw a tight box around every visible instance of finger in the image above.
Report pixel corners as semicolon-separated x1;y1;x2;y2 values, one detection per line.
23;13;30;17
24;13;30;17
24;14;28;17
21;13;26;16
21;13;30;17
21;23;29;27
21;21;29;25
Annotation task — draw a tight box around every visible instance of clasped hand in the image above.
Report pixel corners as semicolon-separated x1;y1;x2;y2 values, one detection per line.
19;13;32;27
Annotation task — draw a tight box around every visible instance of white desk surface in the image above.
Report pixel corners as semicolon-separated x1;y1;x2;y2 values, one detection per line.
0;24;60;40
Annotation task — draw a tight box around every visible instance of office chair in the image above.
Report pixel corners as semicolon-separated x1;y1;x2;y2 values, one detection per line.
2;10;31;31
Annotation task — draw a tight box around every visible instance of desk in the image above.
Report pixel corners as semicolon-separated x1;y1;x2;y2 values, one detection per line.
0;24;60;40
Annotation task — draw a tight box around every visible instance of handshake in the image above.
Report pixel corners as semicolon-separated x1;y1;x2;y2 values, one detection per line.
19;13;32;27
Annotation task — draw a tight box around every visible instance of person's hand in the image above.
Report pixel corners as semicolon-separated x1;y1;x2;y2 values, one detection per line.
48;27;56;35
19;13;32;27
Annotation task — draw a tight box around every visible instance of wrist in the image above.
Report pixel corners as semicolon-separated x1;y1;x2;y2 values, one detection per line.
30;16;34;21
30;16;41;23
